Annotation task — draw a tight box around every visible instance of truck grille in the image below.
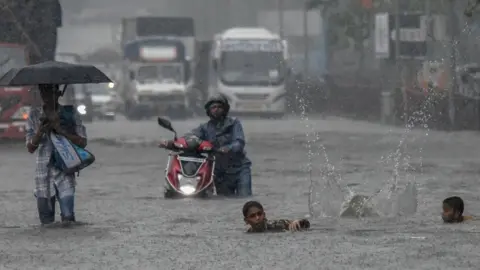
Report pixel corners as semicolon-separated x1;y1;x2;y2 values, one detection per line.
235;93;269;100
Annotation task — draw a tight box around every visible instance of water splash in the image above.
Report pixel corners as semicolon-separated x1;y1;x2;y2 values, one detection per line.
304;87;438;219
369;90;437;217
294;92;350;218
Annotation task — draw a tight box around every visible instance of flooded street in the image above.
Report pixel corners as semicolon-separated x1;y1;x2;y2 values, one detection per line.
1;116;480;269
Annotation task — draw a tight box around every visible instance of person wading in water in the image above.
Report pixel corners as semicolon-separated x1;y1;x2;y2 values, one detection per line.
26;84;87;226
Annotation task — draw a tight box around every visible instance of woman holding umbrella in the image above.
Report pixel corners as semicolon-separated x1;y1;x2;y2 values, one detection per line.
26;84;87;226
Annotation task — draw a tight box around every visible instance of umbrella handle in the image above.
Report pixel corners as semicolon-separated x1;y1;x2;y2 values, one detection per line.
61;84;67;96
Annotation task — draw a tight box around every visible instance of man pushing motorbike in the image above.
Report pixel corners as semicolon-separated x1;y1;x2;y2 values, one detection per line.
160;95;252;197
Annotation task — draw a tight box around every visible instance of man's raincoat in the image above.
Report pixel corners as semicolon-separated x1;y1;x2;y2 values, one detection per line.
190;116;252;196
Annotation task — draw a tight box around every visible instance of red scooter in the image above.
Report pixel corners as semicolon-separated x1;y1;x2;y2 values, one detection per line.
157;117;216;198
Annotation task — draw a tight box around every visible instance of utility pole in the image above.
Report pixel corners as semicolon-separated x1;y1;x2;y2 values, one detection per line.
425;0;432;59
303;0;310;78
394;0;400;60
448;0;458;129
393;0;407;124
277;0;284;39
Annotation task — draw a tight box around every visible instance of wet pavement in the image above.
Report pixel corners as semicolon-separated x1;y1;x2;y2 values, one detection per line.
1;116;480;269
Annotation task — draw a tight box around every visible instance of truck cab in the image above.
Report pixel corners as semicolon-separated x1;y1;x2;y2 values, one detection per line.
120;16;199;120
123;38;192;119
0;43;33;139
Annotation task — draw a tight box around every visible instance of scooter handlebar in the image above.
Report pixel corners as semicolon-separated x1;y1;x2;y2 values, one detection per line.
159;142;219;154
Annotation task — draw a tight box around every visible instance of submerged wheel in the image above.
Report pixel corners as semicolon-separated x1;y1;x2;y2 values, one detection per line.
198;186;214;199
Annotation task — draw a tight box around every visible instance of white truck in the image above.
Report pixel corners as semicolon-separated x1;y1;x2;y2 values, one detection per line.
120;17;197;119
209;28;289;117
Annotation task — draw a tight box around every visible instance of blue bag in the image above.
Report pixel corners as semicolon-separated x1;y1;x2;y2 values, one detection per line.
49;106;95;174
50;133;95;174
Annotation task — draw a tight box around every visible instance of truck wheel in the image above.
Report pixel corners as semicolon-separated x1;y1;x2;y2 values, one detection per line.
105;115;116;121
124;101;141;120
125;107;142;120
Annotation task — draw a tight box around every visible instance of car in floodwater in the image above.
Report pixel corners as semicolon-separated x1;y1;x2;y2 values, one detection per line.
86;82;120;121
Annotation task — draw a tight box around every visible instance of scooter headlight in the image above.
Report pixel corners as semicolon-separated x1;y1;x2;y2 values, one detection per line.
179;185;196;195
177;174;201;195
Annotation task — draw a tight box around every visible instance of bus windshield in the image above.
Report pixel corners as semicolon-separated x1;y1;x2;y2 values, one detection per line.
219;51;285;86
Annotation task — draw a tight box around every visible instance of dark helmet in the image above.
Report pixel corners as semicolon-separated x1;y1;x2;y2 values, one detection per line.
204;94;230;116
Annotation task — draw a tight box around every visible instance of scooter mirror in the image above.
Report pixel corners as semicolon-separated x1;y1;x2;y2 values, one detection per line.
157;117;175;133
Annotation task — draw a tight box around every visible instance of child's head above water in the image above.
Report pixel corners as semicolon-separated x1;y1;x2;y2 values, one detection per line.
243;201;266;226
442;196;465;223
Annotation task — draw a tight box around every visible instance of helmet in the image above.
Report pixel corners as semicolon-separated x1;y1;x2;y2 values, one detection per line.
204;94;230;116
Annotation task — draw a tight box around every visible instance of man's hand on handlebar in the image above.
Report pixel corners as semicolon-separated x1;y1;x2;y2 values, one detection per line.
158;140;173;149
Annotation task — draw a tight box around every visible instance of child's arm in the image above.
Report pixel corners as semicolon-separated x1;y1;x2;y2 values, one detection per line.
266;219;310;232
265;219;292;231
247;219;310;233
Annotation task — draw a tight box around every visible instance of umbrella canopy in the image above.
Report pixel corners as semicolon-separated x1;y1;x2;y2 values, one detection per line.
0;61;112;86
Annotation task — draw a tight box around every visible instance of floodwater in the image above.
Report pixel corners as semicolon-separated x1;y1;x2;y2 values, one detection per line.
1;116;480;269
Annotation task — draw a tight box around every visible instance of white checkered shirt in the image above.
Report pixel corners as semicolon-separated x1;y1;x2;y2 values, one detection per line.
25;106;87;198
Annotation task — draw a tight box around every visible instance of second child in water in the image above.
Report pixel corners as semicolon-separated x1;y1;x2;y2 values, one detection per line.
442;196;473;223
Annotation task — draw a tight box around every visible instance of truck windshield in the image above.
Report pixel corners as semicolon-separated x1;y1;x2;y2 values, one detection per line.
219;51;285;86
137;64;183;84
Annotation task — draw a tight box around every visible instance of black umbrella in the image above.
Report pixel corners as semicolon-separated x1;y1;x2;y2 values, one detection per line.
0;61;112;86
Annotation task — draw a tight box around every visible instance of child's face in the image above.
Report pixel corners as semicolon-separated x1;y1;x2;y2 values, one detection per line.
244;206;265;225
442;203;460;223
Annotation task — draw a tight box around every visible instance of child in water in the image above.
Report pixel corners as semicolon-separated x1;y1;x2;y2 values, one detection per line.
243;201;310;232
442;196;473;223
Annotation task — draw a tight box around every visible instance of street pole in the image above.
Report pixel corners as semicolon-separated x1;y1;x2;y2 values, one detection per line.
393;0;407;124
303;1;310;78
425;0;432;59
394;0;400;60
277;0;284;39
448;0;458;129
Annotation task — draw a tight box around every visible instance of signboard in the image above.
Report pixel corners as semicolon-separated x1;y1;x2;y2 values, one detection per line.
374;13;390;59
220;39;283;52
140;46;177;61
374;13;444;59
123;38;185;62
